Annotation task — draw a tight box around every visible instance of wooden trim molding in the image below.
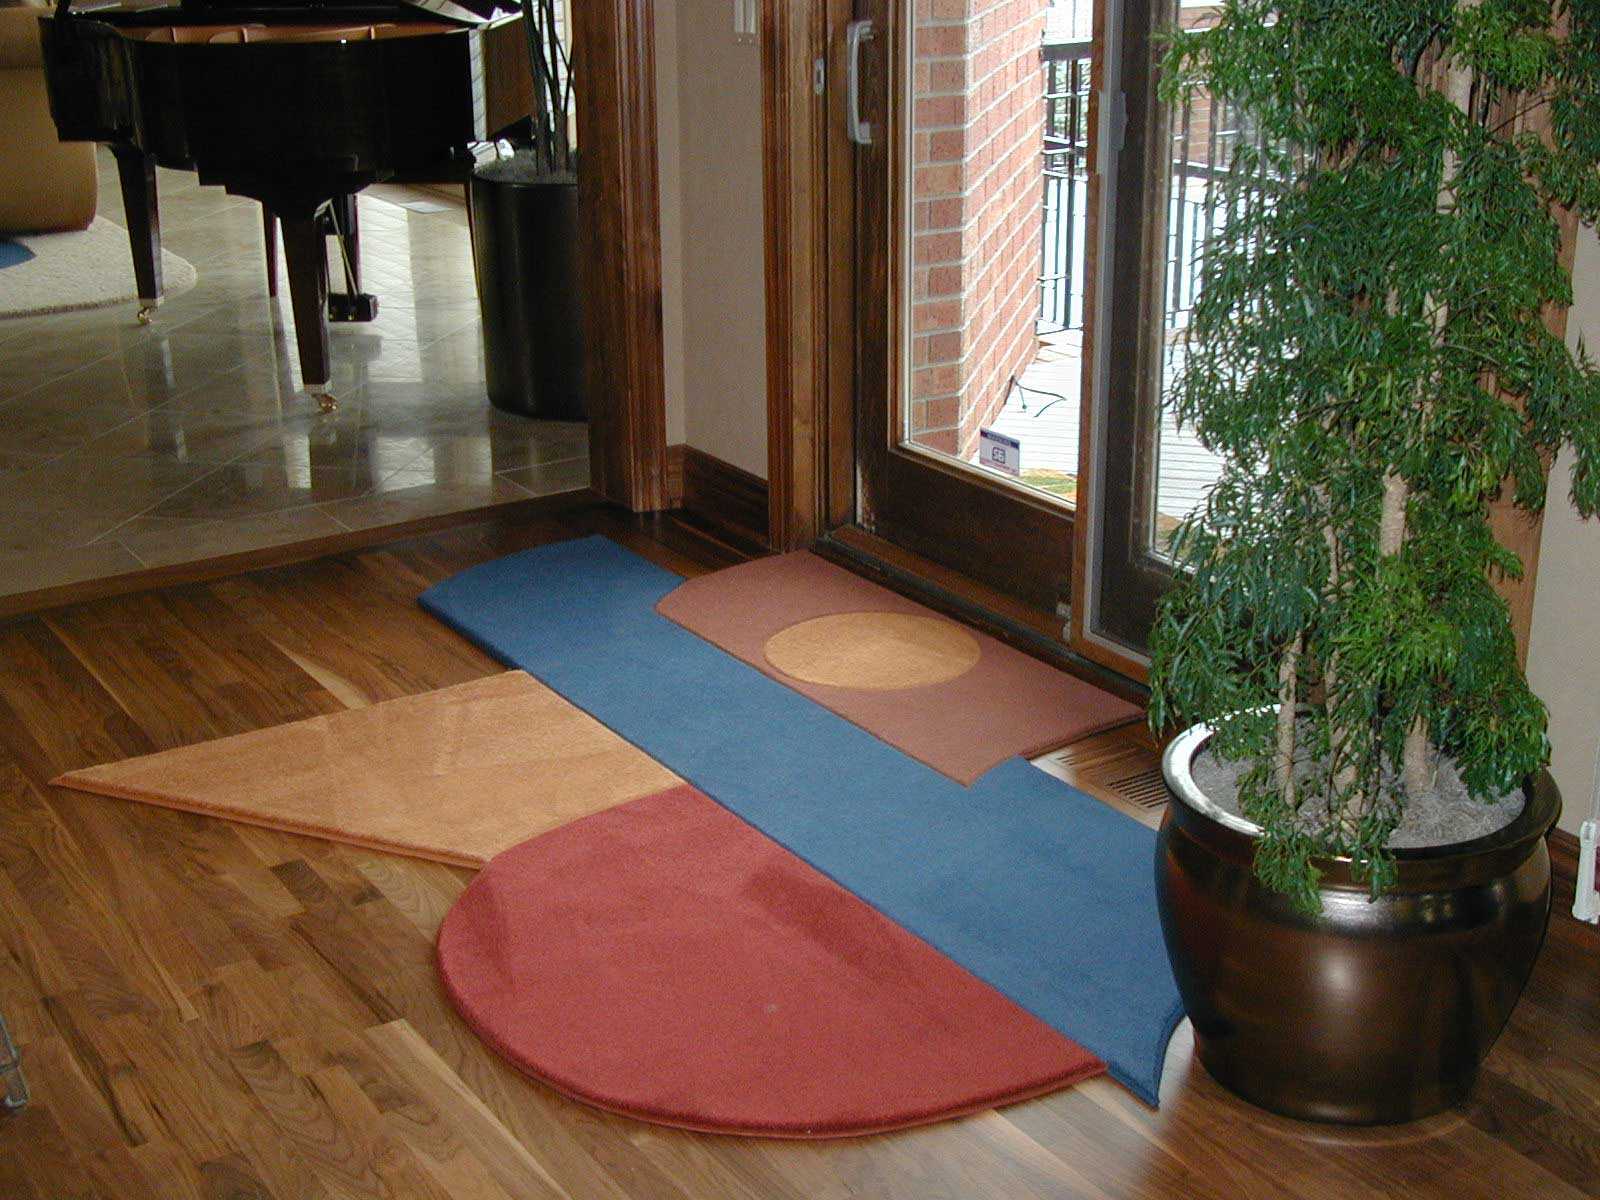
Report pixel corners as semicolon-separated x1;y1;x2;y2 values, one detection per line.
572;0;668;512
759;1;813;549
680;448;771;556
1067;0;1150;686
664;443;686;508
1550;826;1580;888
761;0;855;551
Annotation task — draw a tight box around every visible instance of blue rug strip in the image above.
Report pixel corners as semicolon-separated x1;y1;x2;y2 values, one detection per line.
420;536;1184;1106
0;240;36;270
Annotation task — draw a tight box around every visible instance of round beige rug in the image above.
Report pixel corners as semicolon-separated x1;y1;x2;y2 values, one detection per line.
762;611;981;690
0;216;197;318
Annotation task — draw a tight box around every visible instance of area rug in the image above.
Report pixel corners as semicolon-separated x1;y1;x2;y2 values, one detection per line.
50;671;681;867
0;216;197;318
420;536;1184;1107
438;783;1105;1137
656;551;1140;784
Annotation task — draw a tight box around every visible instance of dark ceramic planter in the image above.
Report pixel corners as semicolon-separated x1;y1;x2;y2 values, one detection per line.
1157;722;1560;1125
468;173;586;421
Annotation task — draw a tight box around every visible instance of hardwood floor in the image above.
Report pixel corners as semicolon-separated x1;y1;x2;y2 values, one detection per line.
0;503;1595;1199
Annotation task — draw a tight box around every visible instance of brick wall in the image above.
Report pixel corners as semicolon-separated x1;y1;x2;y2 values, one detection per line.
910;0;1046;460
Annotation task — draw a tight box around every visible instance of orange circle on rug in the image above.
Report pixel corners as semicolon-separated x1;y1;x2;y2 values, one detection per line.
761;611;981;690
437;784;1103;1138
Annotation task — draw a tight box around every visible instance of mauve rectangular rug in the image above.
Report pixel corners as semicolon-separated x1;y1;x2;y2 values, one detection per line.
654;551;1141;784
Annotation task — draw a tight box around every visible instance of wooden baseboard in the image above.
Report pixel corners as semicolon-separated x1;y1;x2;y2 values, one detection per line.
677;446;770;556
665;444;686;508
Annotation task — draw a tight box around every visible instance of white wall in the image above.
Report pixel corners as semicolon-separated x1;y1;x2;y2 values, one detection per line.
1527;223;1600;838
655;0;770;479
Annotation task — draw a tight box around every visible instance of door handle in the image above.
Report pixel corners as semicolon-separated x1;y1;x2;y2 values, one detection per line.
847;19;875;146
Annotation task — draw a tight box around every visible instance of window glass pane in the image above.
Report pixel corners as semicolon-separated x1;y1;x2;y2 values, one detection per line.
1147;0;1248;558
901;0;1093;506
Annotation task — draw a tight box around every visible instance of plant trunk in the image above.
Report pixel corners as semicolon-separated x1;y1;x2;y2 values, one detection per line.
1378;471;1408;556
1320;512;1360;799
1403;715;1432;797
1380;458;1432;798
1379;22;1476;802
1276;636;1301;805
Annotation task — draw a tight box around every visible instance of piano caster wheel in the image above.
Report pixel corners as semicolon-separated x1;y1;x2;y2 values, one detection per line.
313;391;338;414
137;305;156;325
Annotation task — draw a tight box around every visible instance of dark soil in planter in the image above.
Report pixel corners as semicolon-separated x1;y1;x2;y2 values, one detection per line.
1191;735;1524;849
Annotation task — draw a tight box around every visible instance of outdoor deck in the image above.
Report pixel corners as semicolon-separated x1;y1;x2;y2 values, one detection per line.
972;0;1225;527
977;332;1223;523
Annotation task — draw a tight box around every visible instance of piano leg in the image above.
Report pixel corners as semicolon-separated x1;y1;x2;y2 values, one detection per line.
111;145;163;324
279;212;336;412
262;206;278;298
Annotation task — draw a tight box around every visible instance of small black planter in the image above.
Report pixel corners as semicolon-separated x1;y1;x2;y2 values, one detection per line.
468;171;586;420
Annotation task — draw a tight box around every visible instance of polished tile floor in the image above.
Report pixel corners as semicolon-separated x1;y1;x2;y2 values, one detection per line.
0;150;589;599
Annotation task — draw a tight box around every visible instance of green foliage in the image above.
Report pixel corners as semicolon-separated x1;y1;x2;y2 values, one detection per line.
1149;0;1600;910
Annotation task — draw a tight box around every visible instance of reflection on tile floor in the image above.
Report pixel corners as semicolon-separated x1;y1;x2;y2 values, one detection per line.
0;151;588;599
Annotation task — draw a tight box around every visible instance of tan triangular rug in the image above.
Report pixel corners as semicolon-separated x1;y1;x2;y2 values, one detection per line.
51;671;681;867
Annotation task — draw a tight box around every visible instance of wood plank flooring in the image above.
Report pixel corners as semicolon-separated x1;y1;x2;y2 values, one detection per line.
0;502;1595;1199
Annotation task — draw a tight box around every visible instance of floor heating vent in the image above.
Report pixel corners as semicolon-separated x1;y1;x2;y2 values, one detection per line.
1030;737;1167;830
1104;766;1168;813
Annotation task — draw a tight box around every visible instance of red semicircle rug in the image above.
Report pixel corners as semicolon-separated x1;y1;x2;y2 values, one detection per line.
437;784;1104;1138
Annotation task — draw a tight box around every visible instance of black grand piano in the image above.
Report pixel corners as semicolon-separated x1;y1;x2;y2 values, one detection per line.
37;0;531;406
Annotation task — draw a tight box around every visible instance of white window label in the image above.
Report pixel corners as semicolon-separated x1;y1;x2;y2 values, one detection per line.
979;427;1021;476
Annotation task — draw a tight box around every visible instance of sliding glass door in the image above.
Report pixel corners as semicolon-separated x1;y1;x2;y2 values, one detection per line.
849;0;1094;613
843;0;1230;655
1080;0;1232;662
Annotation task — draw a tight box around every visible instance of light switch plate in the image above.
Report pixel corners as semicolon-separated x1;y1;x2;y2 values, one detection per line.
733;0;756;43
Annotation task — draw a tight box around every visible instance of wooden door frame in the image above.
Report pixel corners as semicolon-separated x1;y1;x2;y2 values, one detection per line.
573;0;668;511
761;0;1083;604
580;0;854;529
576;0;854;531
759;0;1147;679
1068;0;1154;684
761;0;855;550
760;0;1081;596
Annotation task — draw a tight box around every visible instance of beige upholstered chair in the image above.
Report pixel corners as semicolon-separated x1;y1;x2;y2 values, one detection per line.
0;0;97;235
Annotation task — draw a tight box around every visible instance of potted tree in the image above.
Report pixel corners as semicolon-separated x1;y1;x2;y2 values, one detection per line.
1147;0;1600;1124
470;0;585;420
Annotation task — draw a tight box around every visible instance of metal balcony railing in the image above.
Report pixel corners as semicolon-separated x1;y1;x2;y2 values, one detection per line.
1039;38;1093;334
1036;33;1264;347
